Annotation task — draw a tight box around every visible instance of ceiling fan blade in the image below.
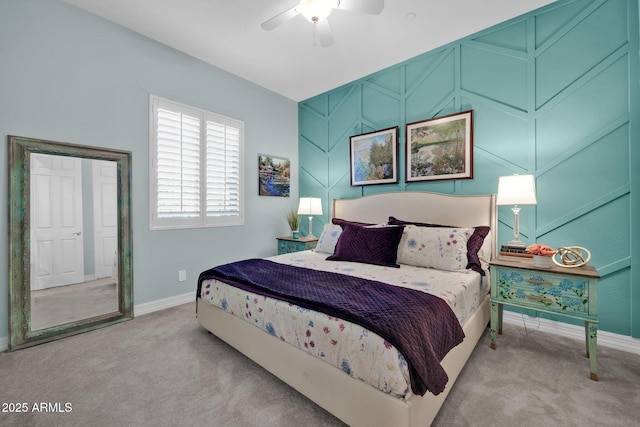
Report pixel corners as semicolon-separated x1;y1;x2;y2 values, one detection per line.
316;19;334;47
261;6;301;31
336;0;384;15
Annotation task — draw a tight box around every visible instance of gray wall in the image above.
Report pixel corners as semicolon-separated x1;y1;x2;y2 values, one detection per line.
0;0;299;346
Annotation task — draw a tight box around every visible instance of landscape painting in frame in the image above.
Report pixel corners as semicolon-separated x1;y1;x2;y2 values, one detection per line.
350;126;399;186
259;154;290;197
405;110;473;182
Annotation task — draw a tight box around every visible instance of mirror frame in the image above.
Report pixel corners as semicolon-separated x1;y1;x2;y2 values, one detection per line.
8;135;133;351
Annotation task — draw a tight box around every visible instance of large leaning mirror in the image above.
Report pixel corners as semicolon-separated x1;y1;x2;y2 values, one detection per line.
8;135;133;351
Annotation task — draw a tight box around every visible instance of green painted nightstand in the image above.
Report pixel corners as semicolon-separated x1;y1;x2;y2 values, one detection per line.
277;235;318;255
489;256;600;380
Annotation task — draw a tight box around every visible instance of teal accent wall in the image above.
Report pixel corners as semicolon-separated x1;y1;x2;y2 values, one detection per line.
299;0;640;338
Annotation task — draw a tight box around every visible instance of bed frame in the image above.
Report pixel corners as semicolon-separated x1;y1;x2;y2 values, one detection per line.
197;191;497;426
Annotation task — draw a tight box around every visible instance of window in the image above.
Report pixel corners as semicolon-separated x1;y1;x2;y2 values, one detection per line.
150;96;244;230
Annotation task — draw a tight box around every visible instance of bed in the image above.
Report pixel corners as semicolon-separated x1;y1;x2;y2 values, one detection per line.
197;191;497;426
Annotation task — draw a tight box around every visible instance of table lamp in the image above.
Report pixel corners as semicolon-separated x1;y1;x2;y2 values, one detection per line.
297;197;322;238
496;174;537;250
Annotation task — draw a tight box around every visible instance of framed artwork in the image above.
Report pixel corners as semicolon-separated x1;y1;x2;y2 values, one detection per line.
350;126;399;186
258;154;290;197
405;110;473;182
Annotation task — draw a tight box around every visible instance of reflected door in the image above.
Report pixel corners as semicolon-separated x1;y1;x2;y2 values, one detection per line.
30;153;85;290
93;160;118;280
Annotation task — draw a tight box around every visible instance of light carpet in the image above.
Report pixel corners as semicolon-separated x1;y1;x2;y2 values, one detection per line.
0;302;638;426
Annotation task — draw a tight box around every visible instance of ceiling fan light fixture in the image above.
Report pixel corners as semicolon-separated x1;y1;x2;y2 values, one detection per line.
299;0;335;23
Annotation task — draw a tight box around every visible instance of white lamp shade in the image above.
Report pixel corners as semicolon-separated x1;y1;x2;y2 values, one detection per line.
299;0;334;22
297;197;323;215
496;174;537;206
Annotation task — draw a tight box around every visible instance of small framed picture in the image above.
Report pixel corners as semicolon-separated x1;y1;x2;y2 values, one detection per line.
350;126;399;186
405;110;473;182
258;154;290;197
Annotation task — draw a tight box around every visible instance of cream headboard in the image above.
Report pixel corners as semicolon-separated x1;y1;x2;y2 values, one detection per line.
332;191;497;258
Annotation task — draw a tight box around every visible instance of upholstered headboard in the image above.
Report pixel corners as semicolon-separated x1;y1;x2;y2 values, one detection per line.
332;191;497;258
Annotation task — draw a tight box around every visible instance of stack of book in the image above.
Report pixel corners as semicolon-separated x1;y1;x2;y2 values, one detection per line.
499;244;532;257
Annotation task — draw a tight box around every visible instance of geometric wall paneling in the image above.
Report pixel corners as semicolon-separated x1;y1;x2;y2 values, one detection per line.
536;44;628;115
535;112;629;177
535;125;629;228
363;66;403;95
467;101;530;171
404;179;456;195
540;195;630;269
535;53;629;170
362;82;401;126
328;147;350;189
300;137;329;187
536;199;631;332
301;95;328;117
536;183;630;246
328;86;360;143
471;18;528;53
298;0;639;336
405;49;456;123
460;43;528;111
404;49;449;90
299;164;327;191
328;125;358;189
328;85;355;116
534;0;593;49
299;106;328;150
329;118;358;153
597;268;631;334
328;174;361;208
534;0;628;108
455;149;504;195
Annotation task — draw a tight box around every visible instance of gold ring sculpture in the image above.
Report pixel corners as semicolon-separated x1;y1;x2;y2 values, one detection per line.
552;246;591;268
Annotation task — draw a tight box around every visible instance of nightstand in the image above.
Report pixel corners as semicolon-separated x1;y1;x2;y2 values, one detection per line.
276;236;318;255
489;256;600;380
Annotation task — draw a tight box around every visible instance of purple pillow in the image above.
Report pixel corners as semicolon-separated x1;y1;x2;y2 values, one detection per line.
327;223;404;268
388;216;445;228
332;217;374;228
388;216;489;276
465;226;490;275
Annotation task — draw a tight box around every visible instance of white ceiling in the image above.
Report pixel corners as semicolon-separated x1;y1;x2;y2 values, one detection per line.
62;0;556;102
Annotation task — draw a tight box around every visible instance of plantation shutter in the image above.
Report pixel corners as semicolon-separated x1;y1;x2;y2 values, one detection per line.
206;120;241;220
156;107;201;220
150;96;244;230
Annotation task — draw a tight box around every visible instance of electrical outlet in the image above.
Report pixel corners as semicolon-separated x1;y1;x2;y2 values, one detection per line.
178;270;187;282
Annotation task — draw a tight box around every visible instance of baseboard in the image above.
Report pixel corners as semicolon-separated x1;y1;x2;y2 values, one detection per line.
134;291;195;317
3;298;638;355
503;311;640;355
0;292;195;352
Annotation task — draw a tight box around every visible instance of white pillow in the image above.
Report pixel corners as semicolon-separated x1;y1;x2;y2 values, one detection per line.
397;225;474;272
314;224;342;254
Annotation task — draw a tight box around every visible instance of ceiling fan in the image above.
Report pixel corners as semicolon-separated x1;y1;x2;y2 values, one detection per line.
261;0;384;47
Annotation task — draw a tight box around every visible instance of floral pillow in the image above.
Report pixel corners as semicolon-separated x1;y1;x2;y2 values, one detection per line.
314;224;342;254
397;225;474;272
389;216;490;275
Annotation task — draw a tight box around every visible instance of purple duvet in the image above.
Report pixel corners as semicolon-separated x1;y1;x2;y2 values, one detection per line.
197;258;465;396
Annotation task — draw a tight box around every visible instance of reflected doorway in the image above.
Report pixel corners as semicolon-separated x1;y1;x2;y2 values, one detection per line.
30;153;118;330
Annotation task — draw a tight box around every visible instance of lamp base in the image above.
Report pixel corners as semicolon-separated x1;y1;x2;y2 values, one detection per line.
306;216;316;239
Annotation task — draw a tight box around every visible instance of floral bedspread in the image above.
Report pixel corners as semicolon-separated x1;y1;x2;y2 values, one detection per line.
199;250;487;398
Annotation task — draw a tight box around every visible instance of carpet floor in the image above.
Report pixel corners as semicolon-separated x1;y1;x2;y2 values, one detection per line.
1;302;638;426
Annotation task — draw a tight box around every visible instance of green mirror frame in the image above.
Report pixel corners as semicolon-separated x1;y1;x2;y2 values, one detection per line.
8;135;133;351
